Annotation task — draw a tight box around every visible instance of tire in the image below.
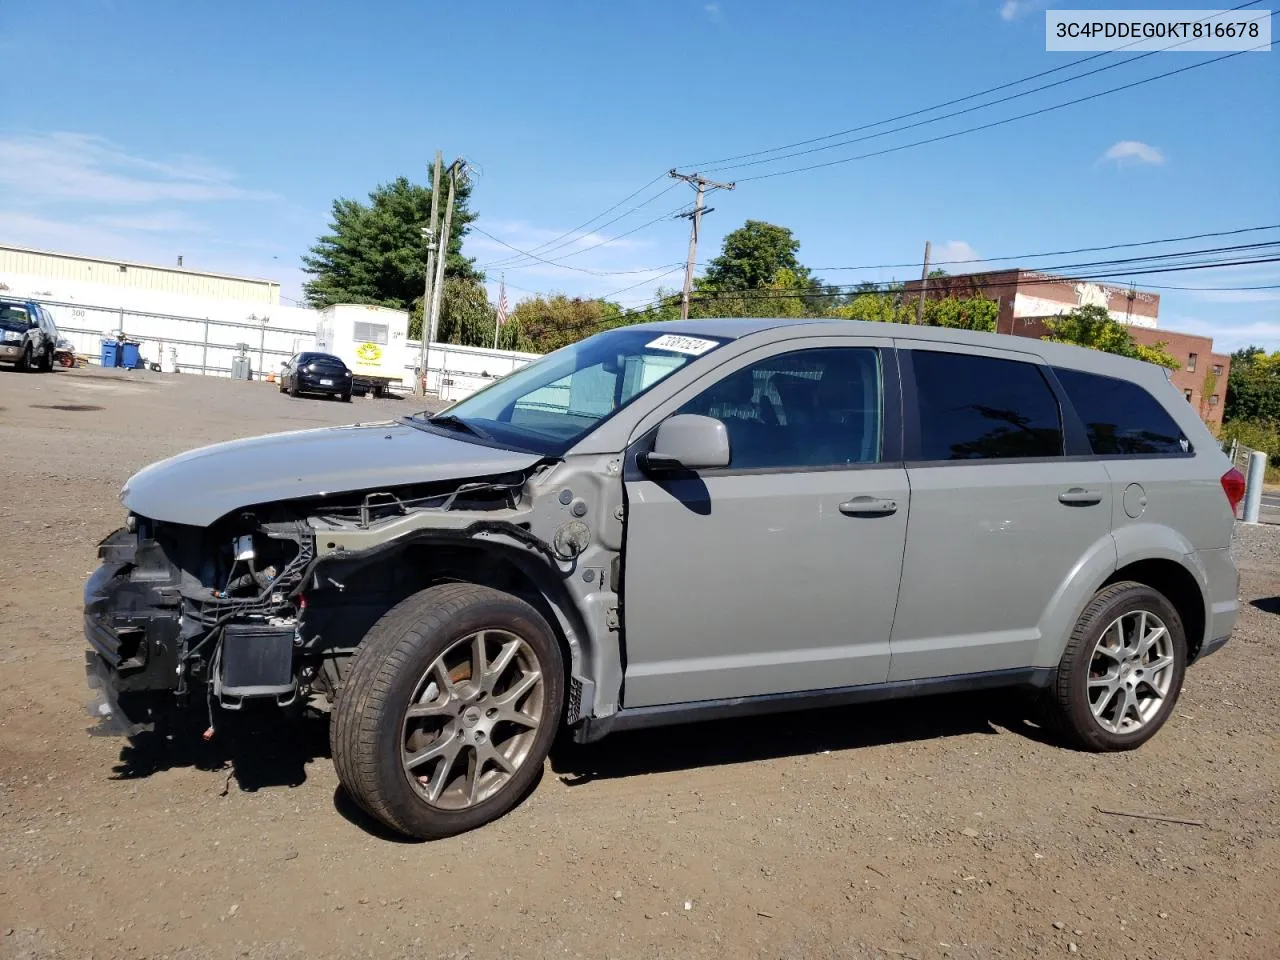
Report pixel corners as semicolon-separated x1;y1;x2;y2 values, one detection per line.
340;391;352;403
288;378;299;398
331;583;565;840
17;344;32;371
38;346;54;372
1048;581;1187;752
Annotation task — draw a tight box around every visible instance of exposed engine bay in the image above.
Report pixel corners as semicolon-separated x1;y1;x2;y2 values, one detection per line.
83;466;593;735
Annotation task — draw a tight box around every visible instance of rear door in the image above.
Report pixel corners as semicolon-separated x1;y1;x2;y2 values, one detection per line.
888;343;1115;681
621;337;909;707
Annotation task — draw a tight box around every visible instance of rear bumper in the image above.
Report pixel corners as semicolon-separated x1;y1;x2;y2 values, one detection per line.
1197;634;1231;661
296;373;350;394
1197;546;1239;663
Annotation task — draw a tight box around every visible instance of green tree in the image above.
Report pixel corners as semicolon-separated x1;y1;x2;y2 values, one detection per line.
838;290;909;323
507;295;631;353
832;288;996;330
1224;347;1280;423
302;176;480;310
408;277;503;347
1042;304;1178;369
700;220;812;291
924;295;998;331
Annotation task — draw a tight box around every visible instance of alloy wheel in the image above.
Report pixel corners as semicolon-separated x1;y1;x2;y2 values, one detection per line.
1087;609;1176;734
401;629;544;810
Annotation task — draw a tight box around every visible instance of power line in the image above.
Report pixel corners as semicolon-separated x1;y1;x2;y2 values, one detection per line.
688;1;1264;172
470;224;684;276
478;179;681;269
735;37;1273;183
683;254;1280;304
478;173;666;268
516;256;1280;343
597;265;687;301
796;224;1280;274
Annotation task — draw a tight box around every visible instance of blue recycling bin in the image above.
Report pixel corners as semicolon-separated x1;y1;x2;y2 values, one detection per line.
100;340;120;367
121;341;141;369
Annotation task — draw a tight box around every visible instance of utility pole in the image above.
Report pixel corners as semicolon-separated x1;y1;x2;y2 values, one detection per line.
423;158;462;397
669;170;735;321
416;151;443;396
914;240;932;325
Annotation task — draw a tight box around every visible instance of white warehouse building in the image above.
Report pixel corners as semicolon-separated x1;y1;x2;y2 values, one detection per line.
0;243;538;397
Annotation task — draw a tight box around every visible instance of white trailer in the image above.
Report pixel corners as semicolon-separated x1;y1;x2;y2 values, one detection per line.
316;303;411;397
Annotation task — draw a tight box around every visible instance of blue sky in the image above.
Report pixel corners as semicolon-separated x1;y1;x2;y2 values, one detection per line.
1;0;1276;349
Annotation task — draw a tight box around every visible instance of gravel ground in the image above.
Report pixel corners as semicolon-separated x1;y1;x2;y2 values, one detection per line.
0;365;1277;960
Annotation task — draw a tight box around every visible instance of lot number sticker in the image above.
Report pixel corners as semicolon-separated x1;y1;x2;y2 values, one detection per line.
646;334;718;356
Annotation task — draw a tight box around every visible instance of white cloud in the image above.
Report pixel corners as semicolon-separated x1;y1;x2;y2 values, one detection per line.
704;3;721;19
1000;0;1048;22
0;210;134;255
1099;140;1165;167
1187;288;1280;305
1159;313;1280;352
89;210;209;232
931;240;983;270
0;132;276;203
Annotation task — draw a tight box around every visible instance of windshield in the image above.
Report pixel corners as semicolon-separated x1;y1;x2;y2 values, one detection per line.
0;304;31;333
416;328;728;456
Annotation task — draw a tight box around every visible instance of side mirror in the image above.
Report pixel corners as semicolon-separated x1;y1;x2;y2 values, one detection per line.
640;414;730;474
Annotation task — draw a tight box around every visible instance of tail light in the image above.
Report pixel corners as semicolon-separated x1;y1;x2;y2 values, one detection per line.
1221;468;1246;513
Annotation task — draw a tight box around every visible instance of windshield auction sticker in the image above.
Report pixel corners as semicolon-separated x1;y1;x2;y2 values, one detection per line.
1046;9;1271;51
646;334;719;356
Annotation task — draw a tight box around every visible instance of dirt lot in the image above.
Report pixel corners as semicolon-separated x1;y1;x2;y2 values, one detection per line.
1;365;1277;960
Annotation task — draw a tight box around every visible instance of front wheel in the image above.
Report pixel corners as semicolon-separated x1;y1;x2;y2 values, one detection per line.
17;344;33;371
340;390;352;403
1048;581;1186;752
288;378;299;398
331;583;564;839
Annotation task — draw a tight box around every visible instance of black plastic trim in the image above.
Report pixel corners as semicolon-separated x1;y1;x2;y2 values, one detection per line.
575;667;1055;741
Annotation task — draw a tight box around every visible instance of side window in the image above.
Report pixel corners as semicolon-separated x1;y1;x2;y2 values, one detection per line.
675;347;882;471
911;350;1063;461
1053;367;1192;456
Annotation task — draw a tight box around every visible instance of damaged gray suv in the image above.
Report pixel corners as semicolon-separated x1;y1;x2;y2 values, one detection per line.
85;318;1242;839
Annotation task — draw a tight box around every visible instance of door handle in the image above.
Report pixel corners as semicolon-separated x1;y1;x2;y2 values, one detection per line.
1058;488;1103;506
839;496;898;517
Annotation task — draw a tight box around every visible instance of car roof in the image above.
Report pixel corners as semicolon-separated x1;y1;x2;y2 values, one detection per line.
626;316;1173;381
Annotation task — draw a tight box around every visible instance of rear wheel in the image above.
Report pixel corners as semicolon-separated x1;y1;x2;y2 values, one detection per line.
1049;581;1186;751
38;346;54;372
331;583;564;839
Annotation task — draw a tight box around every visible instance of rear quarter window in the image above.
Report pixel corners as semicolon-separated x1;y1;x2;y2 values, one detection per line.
1052;367;1191;456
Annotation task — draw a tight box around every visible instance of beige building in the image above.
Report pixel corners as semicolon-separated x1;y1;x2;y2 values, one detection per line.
0;244;279;305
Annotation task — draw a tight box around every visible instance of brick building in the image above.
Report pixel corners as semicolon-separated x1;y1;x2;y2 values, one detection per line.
900;268;1229;429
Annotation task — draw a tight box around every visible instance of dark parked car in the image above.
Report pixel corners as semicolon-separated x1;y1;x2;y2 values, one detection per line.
280;351;352;401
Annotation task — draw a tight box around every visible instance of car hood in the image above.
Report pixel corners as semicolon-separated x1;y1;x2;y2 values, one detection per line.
120;420;543;526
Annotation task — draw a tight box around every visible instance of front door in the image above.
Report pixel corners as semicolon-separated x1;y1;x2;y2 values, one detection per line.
888;344;1115;681
621;339;908;708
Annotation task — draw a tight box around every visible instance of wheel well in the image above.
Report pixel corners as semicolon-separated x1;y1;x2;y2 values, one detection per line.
398;542;582;680
1103;559;1206;658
